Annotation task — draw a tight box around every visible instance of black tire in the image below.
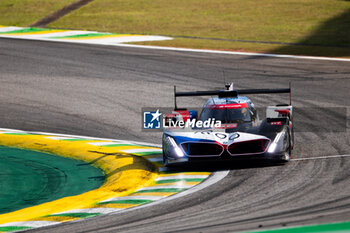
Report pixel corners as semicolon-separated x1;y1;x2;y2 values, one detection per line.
162;151;169;167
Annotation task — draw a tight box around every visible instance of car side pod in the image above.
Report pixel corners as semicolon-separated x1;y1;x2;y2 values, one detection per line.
265;126;292;163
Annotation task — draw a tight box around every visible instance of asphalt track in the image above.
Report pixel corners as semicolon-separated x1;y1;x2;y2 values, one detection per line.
0;38;349;232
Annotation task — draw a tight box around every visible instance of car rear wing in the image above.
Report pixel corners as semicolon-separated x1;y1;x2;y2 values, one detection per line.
174;83;292;109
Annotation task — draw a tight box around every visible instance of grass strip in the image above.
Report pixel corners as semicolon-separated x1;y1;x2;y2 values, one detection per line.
61;138;92;141
1;0;349;56
133;38;350;58
0;226;31;232
47;213;101;218
247;221;350;233
155;178;205;184
0;0;73;26
136;188;187;193
101;199;152;205
51;32;112;39
46;0;350;57
135;151;162;156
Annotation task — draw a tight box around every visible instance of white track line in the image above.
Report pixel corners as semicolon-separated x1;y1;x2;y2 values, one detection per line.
38;31;99;38
57;208;121;214
0;221;60;228
155;175;208;180
137;185;193;191
101;196;164;203
88;141;120;146
117;44;350;62
0;26;23;32
0;129;27;133
292;154;350;161
2;32;95;39
0;34;172;45
121;148;162;153
62;36;172;44
1;34;349;62
88;141;135;146
45;136;82;140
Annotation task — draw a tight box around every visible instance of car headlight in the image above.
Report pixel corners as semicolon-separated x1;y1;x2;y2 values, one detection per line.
164;135;185;158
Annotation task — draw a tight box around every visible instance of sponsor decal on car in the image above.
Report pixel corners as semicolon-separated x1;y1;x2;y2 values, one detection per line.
270;121;282;125
216;123;238;129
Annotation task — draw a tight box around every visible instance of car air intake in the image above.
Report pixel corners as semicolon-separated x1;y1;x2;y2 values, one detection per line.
181;142;224;156
228;139;270;155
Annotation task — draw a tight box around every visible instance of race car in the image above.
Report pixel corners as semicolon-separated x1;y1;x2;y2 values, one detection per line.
162;83;294;167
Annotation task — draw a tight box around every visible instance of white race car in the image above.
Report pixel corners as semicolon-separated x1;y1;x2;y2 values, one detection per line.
162;84;294;167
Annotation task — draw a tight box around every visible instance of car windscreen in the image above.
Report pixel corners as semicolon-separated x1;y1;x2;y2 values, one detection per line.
200;104;251;123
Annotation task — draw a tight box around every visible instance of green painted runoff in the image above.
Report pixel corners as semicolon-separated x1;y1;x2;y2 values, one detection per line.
0;146;104;214
247;221;350;233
